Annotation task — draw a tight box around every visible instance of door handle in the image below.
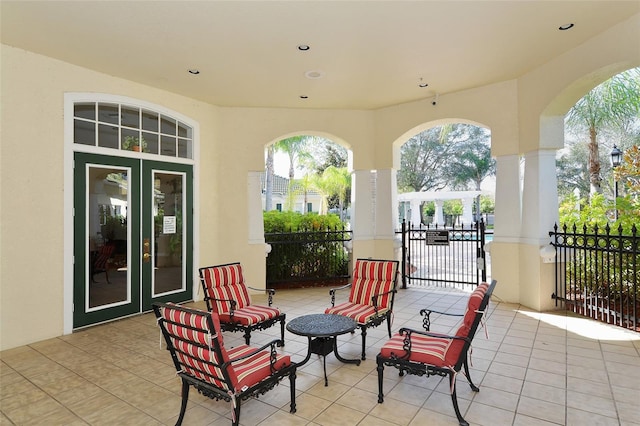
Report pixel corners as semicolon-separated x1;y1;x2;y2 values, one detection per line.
143;238;151;263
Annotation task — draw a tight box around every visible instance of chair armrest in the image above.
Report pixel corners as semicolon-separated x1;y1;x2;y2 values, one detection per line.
223;339;283;371
246;286;276;306
419;308;464;332
329;283;352;307
209;297;238;314
370;289;397;314
398;327;471;344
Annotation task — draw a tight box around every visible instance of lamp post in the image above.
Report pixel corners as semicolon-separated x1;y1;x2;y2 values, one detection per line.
610;145;622;220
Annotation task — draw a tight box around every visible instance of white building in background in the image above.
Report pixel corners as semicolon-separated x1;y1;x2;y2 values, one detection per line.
398;191;482;226
260;173;323;213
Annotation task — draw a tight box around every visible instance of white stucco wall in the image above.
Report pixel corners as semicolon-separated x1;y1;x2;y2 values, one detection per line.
1;13;638;350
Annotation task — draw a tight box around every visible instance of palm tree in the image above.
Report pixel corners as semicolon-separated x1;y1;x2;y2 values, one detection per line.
318;166;351;219
265;145;274;211
274;136;309;181
566;68;640;196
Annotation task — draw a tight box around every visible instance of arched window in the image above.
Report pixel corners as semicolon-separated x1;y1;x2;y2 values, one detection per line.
73;102;193;159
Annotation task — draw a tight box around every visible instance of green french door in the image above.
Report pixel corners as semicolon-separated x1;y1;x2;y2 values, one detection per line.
74;153;193;327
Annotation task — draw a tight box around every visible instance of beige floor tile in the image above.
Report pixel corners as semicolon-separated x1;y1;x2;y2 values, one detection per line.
465;401;515;426
617;399;640;424
512;413;561;426
2;287;640;426
472;386;519;411
290;393;332;420
566;391;616;418
408;408;458;426
567;407;618;425
420;390;471;421
258;409;310;426
369;396;421;425
312;403;367;425
517;396;565;425
335;386;379;414
521;381;565;405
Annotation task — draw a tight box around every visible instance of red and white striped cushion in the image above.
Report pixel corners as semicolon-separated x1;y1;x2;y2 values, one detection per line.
379;331;463;367
349;260;396;308
325;302;387;324
455;282;489;338
159;305;233;389
227;345;292;391
218;305;282;326
200;264;252;312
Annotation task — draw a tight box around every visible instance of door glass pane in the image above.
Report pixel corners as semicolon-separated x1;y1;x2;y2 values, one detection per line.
87;166;130;309
153;171;184;296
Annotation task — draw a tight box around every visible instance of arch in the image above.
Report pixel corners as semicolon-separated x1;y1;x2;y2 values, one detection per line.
390;118;492;170
543;63;640;118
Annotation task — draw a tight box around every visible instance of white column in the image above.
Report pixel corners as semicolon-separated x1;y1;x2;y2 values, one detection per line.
461;197;474;225
351;169;375;241
247;171;265;245
433;200;444;226
522;149;559;244
493;155;522;241
374;169;397;239
410;200;421;225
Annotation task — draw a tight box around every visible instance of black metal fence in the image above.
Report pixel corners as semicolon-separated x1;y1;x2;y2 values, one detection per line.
550;223;639;332
265;226;352;287
397;220;487;290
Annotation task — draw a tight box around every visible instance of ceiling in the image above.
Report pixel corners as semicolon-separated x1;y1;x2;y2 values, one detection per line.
1;1;638;110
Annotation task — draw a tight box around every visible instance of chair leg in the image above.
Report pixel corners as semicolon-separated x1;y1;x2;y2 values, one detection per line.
448;372;469;426
360;326;367;360
243;328;251;345
386;313;392;337
278;316;285;347
175;379;190;426
376;357;385;403
289;369;297;413
463;356;480;392
232;398;241;426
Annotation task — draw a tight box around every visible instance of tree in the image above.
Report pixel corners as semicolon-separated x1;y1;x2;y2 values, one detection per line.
397;126;462;192
301;137;348;175
445;126;493;191
614;145;640;198
556;140;590;200
565;68;640;196
265;145;274;211
274;136;309;181
321;166;351;220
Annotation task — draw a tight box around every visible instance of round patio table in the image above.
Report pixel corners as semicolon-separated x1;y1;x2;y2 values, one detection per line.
286;313;361;386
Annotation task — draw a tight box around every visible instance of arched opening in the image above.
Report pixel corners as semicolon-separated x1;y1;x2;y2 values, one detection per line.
258;132;354;289
546;66;640;331
392;119;495;290
394;120;495;228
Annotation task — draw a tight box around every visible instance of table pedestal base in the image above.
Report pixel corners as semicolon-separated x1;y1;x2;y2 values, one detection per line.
309;337;361;386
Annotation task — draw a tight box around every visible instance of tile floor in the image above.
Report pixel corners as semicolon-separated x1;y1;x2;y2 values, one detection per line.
2;285;640;425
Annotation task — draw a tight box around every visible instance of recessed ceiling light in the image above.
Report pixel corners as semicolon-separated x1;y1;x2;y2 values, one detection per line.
300;95;309;99
298;45;310;51
418;78;429;88
305;70;325;79
558;23;574;31
188;69;200;75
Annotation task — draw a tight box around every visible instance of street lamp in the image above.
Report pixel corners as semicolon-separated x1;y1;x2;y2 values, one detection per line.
610;145;623;220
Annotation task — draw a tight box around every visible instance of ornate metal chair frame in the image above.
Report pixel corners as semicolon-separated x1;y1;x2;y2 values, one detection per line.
376;279;497;426
199;262;286;346
325;258;399;360
153;302;297;426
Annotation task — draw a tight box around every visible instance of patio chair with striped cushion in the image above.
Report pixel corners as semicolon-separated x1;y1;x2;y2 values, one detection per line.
199;262;286;346
325;258;399;360
376;279;497;426
153;302;297;426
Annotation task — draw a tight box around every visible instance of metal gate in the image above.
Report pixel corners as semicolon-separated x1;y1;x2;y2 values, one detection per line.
397;220;487;290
